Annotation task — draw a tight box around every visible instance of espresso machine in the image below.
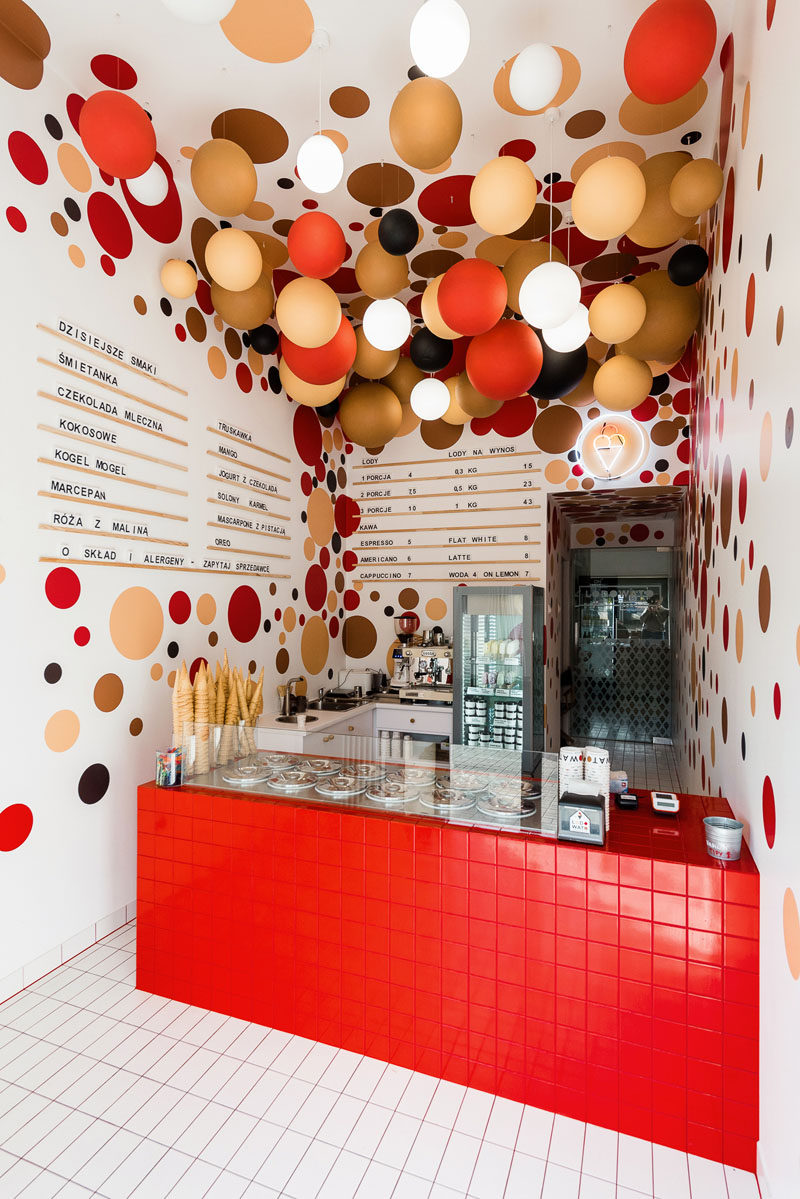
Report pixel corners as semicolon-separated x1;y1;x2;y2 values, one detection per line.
391;618;454;703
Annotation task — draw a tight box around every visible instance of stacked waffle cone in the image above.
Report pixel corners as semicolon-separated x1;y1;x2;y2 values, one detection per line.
169;655;267;773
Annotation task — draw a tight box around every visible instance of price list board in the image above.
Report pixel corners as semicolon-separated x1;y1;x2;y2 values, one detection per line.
350;443;543;584
35;320;294;578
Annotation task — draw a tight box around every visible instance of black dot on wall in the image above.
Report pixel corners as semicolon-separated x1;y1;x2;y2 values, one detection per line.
622;274;636;283
785;408;794;449
44;662;62;684
741;732;746;760
268;365;281;393
681;130;702;145
543;172;561;184
64;197;80;221
322;452;328;464
407;65;425;80
732;536;738;560
654;458;669;472
248;659;257;674
291;588;299;601
339;608;344;620
78;763;109;805
311;477;318;488
263;619;272;632
765;234;773;271
44;113;62;140
328;668;334;679
331;533;341;553
650;374;669;396
242;331;251;348
160;297;172;317
383;606;395;617
596;537;605;546
167;641;179;658
220;220;232;229
301;511;307;523
327;470;337;493
369;207;383;217
277;177;294;189
737;234;743;263
567;450;579;463
681;426;690;438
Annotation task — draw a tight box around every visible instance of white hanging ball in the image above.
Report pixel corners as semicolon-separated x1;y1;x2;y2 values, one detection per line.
410;0;471;79
410;377;449;420
296;133;344;194
542;304;591;353
519;261;580;330
161;0;234;22
127;160;169;206
363;299;411;352
509;43;563;111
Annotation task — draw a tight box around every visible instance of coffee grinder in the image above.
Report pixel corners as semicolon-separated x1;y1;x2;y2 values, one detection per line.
390;613;418;688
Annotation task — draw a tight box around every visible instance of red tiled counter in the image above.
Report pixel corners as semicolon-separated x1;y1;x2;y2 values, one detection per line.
136;783;759;1170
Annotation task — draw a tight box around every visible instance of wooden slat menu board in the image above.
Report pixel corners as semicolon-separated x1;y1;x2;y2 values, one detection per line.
35;320;293;578
350;443;543;584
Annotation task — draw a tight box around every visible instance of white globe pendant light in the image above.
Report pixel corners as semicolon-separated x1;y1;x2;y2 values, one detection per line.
410;0;470;78
363;299;411;352
296;133;344;194
509;43;563;110
410;377;449;420
519;261;580;330
161;0;234;22
127;160;169;206
542;304;591;352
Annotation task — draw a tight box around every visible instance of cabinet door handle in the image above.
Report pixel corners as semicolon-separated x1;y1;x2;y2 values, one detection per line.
410;718;415;724
347;724;354;732
323;735;334;743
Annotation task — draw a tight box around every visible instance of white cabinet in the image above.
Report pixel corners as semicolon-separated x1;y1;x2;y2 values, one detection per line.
302;706;375;753
374;704;452;739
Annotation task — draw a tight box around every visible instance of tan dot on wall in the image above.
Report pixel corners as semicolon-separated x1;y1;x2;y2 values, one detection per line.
735;609;744;662
327;590;337;612
758;566;771;632
544;460;571;485
304;538;316;562
776;307;784;345
109;587;164;660
167;669;176;687
307;488;335;546
197;594;216;625
68;245;85;268
279;631;286;645
45;709;80;752
576;528;595;545
93;673;124;713
283;606;296;632
0;564;5;584
750;686;756;716
784;889;800;980
50;212;68;236
57;142;92;192
322;431;333;453
208;346;227;380
301;615;329;675
741;82;751;149
425;598;447;621
150;663;163;681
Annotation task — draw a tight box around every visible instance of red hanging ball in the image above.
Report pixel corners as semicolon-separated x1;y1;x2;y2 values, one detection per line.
624;0;717;105
287;211;347;279
280;313;356;385
437;258;508;336
78;90;156;179
466;320;543;401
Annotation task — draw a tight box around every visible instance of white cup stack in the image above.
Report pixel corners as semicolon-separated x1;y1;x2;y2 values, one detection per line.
584;745;611;831
558;746;584;798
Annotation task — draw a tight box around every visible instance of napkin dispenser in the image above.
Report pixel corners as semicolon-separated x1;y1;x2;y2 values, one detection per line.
558;782;605;846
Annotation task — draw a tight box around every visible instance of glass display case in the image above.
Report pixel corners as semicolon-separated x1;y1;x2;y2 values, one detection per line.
575;578;671;646
452;584;544;773
177;723;559;837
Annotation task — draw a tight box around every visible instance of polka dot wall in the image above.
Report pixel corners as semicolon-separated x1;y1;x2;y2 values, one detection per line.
669;3;799;1192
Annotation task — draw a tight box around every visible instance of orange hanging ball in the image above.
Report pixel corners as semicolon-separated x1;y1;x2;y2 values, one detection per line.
624;0;717;105
287;211;347;279
437;258;508;336
79;91;157;179
466;320;543;402
280;313;357;386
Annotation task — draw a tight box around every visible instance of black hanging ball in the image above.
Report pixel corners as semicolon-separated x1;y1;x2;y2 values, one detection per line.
668;244;709;286
248;323;279;355
529;337;588;401
409;327;453;373
378;208;419;256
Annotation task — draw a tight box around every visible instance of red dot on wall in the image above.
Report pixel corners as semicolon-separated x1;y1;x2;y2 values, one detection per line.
73;626;90;646
0;804;34;852
8;131;48;184
175;324;186;342
189;656;208;684
45;566;80;609
319;546;330;569
100;254;115;276
763;776;776;847
301;472;313;496
6;206;26;232
344;590;360;611
629;523;650;543
774;683;781;719
228;585;261;642
169;590;191;624
235;363;253;393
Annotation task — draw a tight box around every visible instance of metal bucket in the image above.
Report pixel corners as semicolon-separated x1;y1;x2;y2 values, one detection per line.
704;816;744;861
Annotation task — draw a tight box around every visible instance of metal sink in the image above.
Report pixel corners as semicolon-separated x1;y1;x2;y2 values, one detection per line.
275;714;319;724
309;697;360;711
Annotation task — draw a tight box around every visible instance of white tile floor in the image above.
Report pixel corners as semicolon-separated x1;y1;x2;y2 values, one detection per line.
0;922;760;1199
